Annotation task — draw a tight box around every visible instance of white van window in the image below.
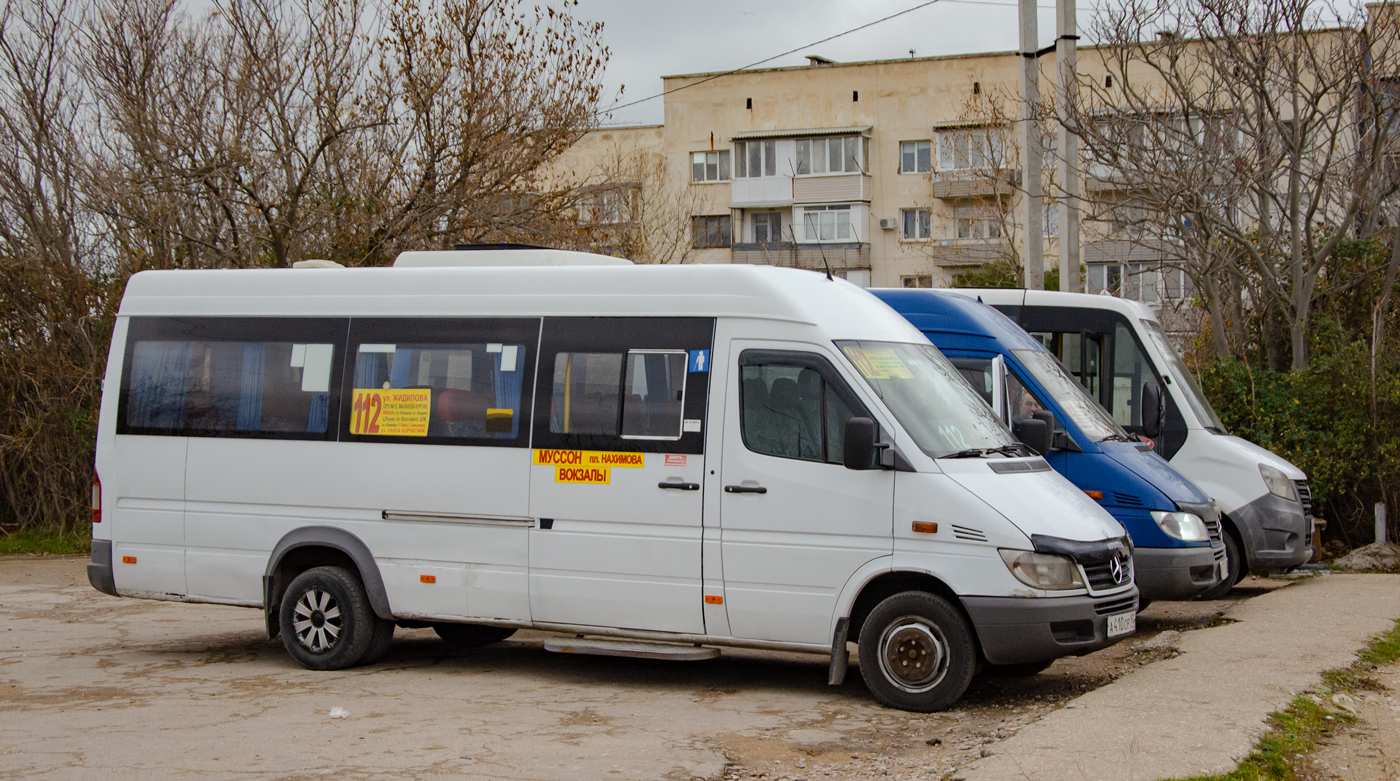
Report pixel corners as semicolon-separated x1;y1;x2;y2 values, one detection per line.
838;341;1016;459
551;352;624;435
621;351;687;440
351;342;526;439
119;317;347;439
739;360;856;463
1139;319;1226;431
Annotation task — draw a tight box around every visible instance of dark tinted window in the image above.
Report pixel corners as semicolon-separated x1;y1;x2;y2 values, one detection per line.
739;351;863;465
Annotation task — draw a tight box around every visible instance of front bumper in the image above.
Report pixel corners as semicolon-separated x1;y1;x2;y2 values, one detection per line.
963;587;1140;665
1134;544;1223;600
1233;491;1311;571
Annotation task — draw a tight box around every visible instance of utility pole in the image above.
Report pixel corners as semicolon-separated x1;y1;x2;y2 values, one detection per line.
1056;0;1081;292
1019;0;1044;290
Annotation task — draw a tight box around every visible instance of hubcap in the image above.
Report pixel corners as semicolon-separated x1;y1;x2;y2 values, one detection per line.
292;588;342;653
879;619;949;693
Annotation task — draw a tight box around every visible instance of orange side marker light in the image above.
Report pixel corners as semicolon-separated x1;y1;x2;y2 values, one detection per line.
1084;490;1104;500
121;556;136;564
704;595;723;605
420;575;436;584
912;522;938;534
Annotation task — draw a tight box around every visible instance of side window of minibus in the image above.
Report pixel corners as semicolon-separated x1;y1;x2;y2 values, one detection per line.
341;318;539;446
947;357;995;407
119;317;347;439
1110;322;1157;430
532;317;713;455
739;355;862;465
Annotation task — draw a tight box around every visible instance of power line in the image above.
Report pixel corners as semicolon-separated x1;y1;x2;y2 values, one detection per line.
599;0;945;116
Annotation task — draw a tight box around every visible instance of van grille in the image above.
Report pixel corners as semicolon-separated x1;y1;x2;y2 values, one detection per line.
1203;514;1223;546
1094;595;1138;615
1294;481;1313;517
951;525;988;542
1081;553;1134;594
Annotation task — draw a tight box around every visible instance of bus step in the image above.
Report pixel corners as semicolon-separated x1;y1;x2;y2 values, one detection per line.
542;637;719;661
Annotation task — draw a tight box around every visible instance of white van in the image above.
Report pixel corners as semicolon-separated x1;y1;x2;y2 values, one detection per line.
954;289;1312;596
89;251;1137;712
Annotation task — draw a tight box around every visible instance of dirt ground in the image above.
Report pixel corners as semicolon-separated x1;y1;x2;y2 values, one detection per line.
1298;664;1400;781
0;556;1284;780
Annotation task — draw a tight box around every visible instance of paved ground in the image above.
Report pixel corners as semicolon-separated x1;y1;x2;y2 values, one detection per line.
960;573;1400;781
0;557;1389;781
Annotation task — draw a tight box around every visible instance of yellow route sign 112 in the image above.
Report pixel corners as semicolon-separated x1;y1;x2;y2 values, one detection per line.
350;388;431;436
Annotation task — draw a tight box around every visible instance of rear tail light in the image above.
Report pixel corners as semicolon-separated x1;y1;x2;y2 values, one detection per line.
91;472;101;524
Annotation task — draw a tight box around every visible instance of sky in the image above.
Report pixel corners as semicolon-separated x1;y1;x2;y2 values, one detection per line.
582;0;1096;126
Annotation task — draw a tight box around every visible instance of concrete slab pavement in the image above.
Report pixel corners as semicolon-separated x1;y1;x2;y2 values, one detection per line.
959;573;1400;781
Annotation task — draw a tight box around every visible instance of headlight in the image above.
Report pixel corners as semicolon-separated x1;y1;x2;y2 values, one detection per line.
998;549;1085;590
1150;510;1210;542
1259;464;1298;502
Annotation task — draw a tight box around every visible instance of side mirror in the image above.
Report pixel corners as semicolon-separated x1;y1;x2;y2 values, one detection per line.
843;417;878;470
1012;417;1051;456
1141;381;1164;438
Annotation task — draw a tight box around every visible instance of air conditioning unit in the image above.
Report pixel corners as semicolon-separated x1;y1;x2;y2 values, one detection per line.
878;218;896;230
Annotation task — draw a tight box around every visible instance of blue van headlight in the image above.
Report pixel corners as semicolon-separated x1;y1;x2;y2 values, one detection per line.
1150;510;1209;542
1259;464;1299;502
998;549;1085;590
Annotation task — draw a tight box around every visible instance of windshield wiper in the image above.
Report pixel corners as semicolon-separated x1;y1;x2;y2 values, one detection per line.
941;448;990;459
988;444;1027;457
1098;433;1134;443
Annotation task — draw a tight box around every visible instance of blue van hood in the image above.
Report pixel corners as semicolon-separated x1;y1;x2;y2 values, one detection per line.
1100;441;1210;506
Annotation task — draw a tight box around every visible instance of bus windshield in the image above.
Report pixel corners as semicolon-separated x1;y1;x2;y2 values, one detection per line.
1140;319;1226;432
1013;349;1128;443
837;341;1017;458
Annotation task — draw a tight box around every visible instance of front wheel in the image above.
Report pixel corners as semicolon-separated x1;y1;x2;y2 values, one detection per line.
857;592;976;712
1196;531;1243;600
279;566;381;671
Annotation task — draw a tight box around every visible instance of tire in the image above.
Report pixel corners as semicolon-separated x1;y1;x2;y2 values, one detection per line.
279;566;379;671
1136;598;1152;614
360;616;396;665
982;659;1055;677
857;592;977;713
1196;530;1244;600
433;623;516;648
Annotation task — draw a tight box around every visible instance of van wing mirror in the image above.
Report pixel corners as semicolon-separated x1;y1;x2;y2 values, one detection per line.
1013;417;1050;456
843;417;878;470
1141;381;1164;438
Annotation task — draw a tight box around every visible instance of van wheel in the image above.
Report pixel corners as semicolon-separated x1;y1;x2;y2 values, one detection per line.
279;566;378;671
982;659;1054;677
1196;531;1243;600
360;616;396;665
858;592;976;713
433;623;516;648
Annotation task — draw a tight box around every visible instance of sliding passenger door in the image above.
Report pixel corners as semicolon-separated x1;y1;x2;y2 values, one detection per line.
528;317;714;634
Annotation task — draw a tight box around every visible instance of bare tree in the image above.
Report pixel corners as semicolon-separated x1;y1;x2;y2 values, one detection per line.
1062;0;1400;370
567;141;704;263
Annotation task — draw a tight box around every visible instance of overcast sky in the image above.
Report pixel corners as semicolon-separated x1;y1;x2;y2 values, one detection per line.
583;0;1096;126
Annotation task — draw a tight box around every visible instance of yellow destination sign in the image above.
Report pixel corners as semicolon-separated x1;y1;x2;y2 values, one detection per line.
533;449;645;468
350;388;431;436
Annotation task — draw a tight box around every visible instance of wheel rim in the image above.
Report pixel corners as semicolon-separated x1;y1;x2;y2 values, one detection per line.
878;617;950;693
292;588;343;654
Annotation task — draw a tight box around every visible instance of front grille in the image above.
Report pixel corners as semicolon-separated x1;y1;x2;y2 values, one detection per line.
1213;546;1227;561
1094;595;1138;615
1294;481;1313;517
1203;514;1223;545
1082;554;1134;593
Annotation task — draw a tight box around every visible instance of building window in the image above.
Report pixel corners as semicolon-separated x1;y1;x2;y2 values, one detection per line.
900;208;931;240
1109;200;1143;234
579;187;636;225
734;140;776;178
692;215;732;248
955;206;1002;240
901;275;933;288
691;151;731;183
936;129;1003;171
796;136;866;175
802;204;853;241
900;141;932;174
752;212;783;243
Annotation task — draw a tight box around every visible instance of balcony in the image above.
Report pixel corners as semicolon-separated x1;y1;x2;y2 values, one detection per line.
932;170;1019;200
730;241;870;271
919;240;1013;267
793;174;871;204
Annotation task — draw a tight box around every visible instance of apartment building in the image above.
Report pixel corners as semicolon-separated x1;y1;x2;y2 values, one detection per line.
550;47;1191;299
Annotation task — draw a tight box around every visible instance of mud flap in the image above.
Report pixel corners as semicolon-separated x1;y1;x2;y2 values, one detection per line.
828;616;850;686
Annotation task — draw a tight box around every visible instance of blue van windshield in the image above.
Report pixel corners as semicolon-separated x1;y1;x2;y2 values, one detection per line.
838;341;1017;458
1014;350;1128;443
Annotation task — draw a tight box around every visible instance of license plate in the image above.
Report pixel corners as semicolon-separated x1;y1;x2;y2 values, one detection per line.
1107;611;1136;638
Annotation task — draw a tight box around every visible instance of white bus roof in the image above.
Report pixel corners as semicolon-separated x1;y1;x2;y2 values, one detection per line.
392;248;633;268
117;264;926;343
945;288;1161;324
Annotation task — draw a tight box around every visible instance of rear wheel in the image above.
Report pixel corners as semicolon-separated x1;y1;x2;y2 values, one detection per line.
279;566;379;671
433;623;516;648
1197;530;1243;600
857;592;976;713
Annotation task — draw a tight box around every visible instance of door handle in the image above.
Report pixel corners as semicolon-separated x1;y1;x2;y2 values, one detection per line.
724;485;768;494
658;481;701;491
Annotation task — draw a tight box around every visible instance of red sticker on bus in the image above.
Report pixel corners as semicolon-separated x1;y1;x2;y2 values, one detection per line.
665;454;687;466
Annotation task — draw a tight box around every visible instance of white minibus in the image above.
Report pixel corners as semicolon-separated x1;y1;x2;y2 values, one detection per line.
955;289;1313;596
89;251;1137;712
